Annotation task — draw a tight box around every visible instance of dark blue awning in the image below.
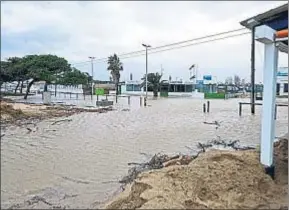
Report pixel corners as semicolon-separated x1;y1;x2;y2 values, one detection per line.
240;4;288;48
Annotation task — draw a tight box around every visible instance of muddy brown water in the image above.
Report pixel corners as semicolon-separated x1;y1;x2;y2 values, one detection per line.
1;97;288;209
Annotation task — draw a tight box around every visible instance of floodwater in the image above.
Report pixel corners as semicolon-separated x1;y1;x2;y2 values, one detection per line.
1;96;288;209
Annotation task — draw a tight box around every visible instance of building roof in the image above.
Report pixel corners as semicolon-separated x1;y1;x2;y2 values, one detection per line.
240;3;288;53
240;4;288;30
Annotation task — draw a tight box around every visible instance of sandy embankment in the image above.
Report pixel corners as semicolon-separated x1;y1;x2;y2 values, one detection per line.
106;139;288;209
0;99;114;126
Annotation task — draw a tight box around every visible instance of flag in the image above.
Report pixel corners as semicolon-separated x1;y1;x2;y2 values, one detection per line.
189;64;195;70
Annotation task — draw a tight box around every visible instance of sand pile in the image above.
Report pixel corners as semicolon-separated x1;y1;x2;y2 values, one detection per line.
106;139;288;209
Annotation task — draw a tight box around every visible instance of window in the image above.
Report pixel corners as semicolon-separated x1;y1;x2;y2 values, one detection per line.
126;84;133;91
185;85;193;92
133;85;141;91
284;83;288;93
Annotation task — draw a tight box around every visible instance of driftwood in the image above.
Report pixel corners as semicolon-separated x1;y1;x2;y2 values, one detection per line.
120;138;256;186
51;119;72;125
203;121;221;129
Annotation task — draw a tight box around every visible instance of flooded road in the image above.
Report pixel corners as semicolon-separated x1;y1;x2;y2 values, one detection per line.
1;97;288;209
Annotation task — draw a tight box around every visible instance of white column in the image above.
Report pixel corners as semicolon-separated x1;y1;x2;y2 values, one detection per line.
255;25;278;167
260;41;279;166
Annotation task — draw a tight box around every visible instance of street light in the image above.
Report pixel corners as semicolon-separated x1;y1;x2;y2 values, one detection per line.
142;43;151;106
88;56;95;99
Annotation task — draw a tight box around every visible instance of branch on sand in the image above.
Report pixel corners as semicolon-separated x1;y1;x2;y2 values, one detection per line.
119;138;256;187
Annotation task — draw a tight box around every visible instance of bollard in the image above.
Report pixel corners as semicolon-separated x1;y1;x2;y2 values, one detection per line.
116;95;118;103
203;103;206;113
274;105;277;120
144;97;147;107
239;103;242;116
97;94;99;103
76;93;78;99
128;96;131;105
207;101;210;113
140;97;142;106
106;95;108;100
70;92;72;99
84;94;86;100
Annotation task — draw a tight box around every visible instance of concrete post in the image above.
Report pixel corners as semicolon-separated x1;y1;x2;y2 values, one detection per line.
255;25;278;167
43;92;52;105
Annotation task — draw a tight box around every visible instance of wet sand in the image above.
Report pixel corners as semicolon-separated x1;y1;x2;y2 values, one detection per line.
106;139;288;209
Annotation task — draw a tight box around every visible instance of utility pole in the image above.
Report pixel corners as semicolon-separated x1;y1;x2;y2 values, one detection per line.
142;43;151;106
161;64;164;75
88;56;95;100
251;27;256;114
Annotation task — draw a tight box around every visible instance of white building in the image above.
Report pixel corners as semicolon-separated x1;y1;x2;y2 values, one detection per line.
276;67;288;96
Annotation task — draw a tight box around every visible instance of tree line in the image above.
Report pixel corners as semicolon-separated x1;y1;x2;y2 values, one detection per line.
1;53;164;99
0;54;95;99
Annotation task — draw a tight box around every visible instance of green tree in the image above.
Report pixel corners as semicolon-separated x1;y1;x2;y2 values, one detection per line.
107;54;123;96
141;72;163;97
0;61;13;89
58;68;90;86
20;54;71;99
6;57;29;94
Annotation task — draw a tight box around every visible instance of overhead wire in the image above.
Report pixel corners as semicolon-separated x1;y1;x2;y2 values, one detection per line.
71;28;249;66
114;32;250;61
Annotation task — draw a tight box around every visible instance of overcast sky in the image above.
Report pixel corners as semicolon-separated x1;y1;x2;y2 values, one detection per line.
1;1;288;82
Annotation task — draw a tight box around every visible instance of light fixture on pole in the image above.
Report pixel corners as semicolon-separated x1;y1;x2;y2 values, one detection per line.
88;56;95;99
142;43;151;106
189;64;195;80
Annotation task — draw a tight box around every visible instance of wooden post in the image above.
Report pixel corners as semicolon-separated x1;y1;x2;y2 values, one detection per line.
207;101;210;113
239;103;242;116
203;103;206;113
128;96;131;105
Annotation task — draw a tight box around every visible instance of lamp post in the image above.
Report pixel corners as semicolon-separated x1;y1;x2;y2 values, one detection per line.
142;43;151;106
88;56;95;100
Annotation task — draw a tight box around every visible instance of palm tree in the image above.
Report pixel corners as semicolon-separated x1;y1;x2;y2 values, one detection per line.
141;72;163;97
107;54;123;96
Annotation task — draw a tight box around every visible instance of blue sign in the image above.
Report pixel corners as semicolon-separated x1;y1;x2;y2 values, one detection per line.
196;80;204;85
203;75;212;80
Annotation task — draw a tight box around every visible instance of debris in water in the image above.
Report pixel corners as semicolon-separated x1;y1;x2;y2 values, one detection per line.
51;119;72;125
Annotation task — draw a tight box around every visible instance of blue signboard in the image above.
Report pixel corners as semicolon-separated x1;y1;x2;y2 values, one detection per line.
203;75;212;80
